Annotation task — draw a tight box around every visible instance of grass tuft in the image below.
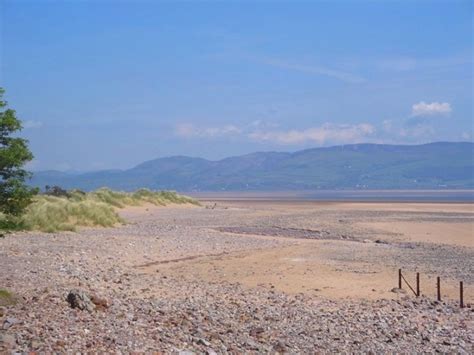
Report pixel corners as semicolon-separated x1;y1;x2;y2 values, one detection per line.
0;289;17;306
0;189;199;233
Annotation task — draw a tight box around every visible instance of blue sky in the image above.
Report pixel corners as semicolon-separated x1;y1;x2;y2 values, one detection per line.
1;0;472;171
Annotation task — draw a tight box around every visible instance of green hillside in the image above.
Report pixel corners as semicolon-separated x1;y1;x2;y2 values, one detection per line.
30;142;474;191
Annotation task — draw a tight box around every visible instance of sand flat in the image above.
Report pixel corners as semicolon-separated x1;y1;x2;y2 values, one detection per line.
1;200;473;352
357;220;473;247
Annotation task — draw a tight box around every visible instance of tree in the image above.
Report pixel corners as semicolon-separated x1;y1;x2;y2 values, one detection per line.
0;88;36;220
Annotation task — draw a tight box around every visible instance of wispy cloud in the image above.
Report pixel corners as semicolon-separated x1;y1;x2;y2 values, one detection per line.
377;57;417;72
400;124;435;138
382;120;393;132
248;123;376;145
411;101;452;117
175;121;377;145
23;120;43;129
376;54;471;72
175;99;456;146
175;123;242;138
262;58;366;84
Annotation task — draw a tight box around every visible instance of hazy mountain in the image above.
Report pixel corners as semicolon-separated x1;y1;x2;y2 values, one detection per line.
30;142;474;191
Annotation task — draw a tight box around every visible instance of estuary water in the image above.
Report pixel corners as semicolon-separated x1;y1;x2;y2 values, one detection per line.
190;190;474;203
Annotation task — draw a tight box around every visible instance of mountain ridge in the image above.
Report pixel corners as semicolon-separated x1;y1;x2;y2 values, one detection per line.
30;142;474;191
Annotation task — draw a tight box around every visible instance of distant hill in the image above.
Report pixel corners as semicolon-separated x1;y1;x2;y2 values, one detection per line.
30;142;474;191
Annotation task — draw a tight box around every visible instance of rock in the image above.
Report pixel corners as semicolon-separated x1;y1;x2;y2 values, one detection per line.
90;295;109;310
249;326;264;338
245;339;259;350
390;288;407;294
30;339;41;349
0;332;15;347
2;317;20;330
196;338;211;347
66;290;95;312
273;341;287;353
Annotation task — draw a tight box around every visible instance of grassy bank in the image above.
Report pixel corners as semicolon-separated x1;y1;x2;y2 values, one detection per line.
0;188;199;233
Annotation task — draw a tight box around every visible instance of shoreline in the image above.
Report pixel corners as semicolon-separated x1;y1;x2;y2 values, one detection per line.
187;189;474;203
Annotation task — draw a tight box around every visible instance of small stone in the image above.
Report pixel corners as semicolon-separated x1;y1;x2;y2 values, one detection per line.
249;327;264;338
90;295;109;310
246;339;259;350
390;288;407;294
30;339;41;349
2;317;20;330
273;341;286;353
196;338;211;347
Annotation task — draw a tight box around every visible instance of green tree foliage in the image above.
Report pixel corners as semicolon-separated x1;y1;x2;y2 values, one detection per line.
0;88;36;221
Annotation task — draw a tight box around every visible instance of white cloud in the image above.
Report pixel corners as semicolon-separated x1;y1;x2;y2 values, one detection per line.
382;120;393;132
175;123;242;138
248;123;376;145
461;132;472;140
23;120;43;129
411;101;452;117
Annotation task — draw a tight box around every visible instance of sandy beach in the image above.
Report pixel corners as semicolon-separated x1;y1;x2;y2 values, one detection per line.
0;200;472;352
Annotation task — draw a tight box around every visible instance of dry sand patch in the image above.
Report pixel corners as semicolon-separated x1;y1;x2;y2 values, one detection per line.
144;240;472;302
357;220;473;247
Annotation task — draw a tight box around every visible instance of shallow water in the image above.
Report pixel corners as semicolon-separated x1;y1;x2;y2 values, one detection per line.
189;190;474;203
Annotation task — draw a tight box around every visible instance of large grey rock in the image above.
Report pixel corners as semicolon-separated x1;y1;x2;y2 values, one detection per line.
66;290;95;312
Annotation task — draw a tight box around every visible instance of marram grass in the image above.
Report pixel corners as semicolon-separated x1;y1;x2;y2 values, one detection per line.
0;188;198;233
22;195;123;233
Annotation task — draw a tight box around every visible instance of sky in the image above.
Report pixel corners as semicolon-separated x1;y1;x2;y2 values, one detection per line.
0;0;472;171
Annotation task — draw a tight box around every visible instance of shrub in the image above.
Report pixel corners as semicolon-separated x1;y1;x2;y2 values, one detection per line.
44;185;70;198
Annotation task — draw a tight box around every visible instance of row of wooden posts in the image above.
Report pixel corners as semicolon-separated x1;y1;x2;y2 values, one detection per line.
398;269;465;308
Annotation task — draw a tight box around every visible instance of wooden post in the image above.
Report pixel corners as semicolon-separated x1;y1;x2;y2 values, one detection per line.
398;269;402;289
437;277;441;301
460;281;464;308
416;273;420;297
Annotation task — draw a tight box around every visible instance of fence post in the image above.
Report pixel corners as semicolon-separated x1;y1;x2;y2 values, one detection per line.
437;277;441;302
399;269;402;289
460;281;464;308
416;273;420;297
